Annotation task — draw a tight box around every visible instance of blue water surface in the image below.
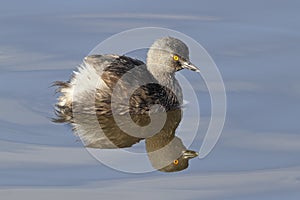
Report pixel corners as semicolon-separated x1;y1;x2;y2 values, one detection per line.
0;0;300;199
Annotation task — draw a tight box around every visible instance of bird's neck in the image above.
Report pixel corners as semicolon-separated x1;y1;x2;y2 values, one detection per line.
149;69;183;103
152;71;175;86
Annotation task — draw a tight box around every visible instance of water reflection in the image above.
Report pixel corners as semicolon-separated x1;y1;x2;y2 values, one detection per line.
54;105;198;172
145;109;198;172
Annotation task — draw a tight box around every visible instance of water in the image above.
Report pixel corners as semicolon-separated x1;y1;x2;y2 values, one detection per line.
1;0;300;199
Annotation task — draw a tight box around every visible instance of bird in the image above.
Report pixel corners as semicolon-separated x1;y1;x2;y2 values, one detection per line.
53;37;199;171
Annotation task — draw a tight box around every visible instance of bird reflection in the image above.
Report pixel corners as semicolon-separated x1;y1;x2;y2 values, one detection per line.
61;106;198;172
145;109;198;172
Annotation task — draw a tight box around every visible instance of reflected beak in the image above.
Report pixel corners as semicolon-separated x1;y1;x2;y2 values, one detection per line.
182;150;199;159
181;61;200;72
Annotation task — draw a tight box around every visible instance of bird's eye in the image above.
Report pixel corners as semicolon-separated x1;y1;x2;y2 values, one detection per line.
173;159;179;165
173;55;179;61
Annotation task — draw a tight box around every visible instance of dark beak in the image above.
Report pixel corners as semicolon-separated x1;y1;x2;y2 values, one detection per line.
181;61;200;72
182;150;199;159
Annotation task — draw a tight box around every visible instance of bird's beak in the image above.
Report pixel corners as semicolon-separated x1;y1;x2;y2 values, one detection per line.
182;150;199;159
181;61;200;72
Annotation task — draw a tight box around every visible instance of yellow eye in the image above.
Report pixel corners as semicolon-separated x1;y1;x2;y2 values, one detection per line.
173;159;179;165
173;55;179;61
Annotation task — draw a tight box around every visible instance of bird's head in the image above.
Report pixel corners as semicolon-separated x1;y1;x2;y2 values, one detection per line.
159;149;198;172
146;136;198;173
147;37;199;75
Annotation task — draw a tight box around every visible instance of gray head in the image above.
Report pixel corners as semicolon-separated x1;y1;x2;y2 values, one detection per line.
159;149;198;172
146;136;198;172
147;37;199;77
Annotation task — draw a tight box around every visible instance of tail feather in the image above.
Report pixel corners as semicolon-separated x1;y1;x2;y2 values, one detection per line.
52;81;74;123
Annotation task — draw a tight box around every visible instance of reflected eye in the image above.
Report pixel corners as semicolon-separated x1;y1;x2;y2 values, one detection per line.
173;55;179;61
173;159;179;165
